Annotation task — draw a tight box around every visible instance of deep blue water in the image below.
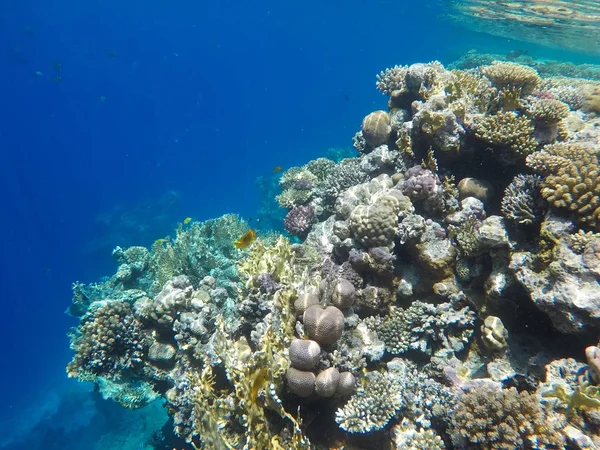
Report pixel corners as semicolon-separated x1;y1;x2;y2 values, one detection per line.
1;0;599;448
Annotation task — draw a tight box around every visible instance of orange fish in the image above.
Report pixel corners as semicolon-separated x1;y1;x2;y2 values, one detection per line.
273;165;283;173
234;229;256;249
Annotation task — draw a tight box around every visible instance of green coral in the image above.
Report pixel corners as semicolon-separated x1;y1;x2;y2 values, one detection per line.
149;214;247;293
542;382;600;413
97;378;159;409
526;142;600;230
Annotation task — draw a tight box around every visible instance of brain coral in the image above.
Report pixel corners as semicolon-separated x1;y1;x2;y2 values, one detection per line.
526;142;600;230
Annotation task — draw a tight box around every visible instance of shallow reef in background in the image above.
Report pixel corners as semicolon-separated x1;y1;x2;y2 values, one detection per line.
66;54;600;449
445;0;600;56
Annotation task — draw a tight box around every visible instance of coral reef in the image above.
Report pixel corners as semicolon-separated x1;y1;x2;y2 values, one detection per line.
66;56;600;448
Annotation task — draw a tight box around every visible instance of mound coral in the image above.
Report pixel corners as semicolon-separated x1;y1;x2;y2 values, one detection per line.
526;142;600;230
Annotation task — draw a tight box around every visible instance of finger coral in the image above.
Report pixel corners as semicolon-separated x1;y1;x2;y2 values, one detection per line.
474;111;538;161
526;142;600;230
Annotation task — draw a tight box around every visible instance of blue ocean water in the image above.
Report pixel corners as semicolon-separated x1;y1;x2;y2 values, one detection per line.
1;0;599;448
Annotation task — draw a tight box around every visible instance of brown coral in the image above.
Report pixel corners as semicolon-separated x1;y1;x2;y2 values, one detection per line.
526;142;600;230
452;385;565;449
475;111;538;161
481;62;541;95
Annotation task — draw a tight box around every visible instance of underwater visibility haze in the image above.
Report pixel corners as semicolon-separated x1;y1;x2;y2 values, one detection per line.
2;0;600;448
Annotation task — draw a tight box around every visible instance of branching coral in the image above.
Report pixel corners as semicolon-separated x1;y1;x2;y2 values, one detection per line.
526;142;600;230
501;174;546;225
67;300;146;380
452;385;565;449
149;214;247;293
376;65;408;95
335;371;403;433
524;97;570;124
475;111;538;161
481;62;541;95
368;300;475;357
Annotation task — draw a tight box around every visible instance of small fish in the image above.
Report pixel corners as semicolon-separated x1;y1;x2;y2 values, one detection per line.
251;368;268;403
107;50;117;57
52;76;62;83
248;217;253;222
272;165;283;173
53;62;62;71
343;93;350;101
97;95;106;103
183;217;192;225
234;229;256;249
154;238;168;245
35;71;43;77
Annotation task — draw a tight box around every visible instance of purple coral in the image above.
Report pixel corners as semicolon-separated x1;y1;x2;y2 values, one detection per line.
400;165;439;201
284;205;316;238
257;273;280;294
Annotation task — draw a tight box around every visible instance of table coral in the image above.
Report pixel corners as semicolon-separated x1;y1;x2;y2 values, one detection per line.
481;61;541;95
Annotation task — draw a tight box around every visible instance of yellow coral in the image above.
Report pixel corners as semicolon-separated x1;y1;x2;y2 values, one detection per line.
190;303;310;449
239;236;295;288
527;143;600;230
481;62;541;95
475;111;538;159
